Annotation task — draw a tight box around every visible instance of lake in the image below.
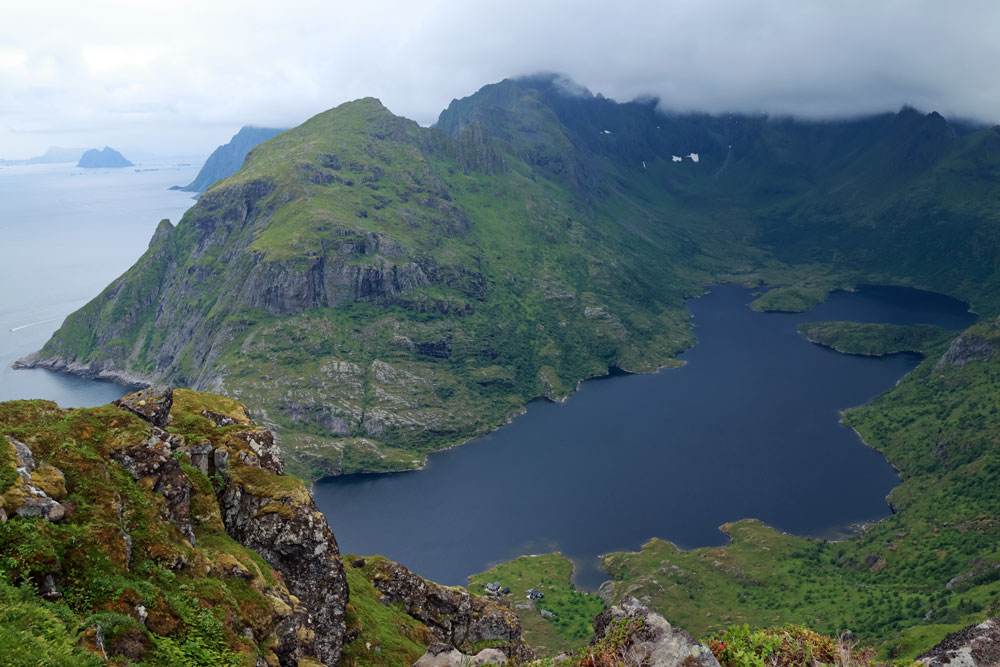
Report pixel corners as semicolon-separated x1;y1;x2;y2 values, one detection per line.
312;283;975;590
0;163;978;593
0;160;200;406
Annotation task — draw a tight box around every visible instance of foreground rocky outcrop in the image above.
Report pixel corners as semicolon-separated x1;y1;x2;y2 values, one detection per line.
412;642;507;666
919;618;1000;667
355;555;530;661
590;596;720;667
0;387;348;665
407;595;719;667
125;387;349;665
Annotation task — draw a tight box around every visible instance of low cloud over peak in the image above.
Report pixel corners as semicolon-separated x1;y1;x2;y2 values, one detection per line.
2;0;998;158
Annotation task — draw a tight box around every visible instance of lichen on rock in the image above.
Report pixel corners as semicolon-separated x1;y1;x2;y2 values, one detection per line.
357;555;529;661
591;596;721;667
0;387;351;666
1;435;67;522
919;617;1000;667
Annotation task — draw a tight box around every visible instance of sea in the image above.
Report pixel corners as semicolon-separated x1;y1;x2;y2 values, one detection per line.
0;159;200;405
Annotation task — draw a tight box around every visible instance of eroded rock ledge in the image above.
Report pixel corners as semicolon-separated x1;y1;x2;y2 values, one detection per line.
117;386;349;665
355;555;530;661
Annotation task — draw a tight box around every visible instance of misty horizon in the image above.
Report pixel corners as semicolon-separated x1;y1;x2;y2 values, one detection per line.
2;73;991;163
3;1;999;160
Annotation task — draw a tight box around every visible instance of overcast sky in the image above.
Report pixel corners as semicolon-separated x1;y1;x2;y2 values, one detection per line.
2;0;999;159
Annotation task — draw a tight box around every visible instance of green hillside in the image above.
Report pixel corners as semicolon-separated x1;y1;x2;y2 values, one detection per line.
22;75;1000;482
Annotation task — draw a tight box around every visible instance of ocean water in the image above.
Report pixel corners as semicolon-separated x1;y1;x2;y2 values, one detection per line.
0;159;201;406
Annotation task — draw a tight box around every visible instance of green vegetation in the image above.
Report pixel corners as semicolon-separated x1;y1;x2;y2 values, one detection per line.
705;623;914;667
468;554;606;655
341;561;433;667
0;577;104;667
752;286;832;313
0;394;336;665
798;322;954;356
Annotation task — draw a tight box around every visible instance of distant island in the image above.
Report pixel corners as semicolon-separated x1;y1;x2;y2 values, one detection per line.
0;146;87;165
171;125;285;192
76;147;134;168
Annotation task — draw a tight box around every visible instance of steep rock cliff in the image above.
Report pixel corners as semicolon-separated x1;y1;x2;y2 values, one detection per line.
355;555;530;660
0;388;348;665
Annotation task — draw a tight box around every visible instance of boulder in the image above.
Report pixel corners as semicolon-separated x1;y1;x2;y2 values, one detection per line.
592;596;721;667
919;618;1000;666
363;557;528;660
413;642;507;667
115;387;174;428
4;436;67;523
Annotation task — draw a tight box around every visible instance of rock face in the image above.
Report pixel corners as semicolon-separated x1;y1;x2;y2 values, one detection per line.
938;332;999;368
1;436;67;522
111;426;196;545
412;642;507;667
919;618;1000;666
361;556;529;660
591;596;721;667
174;125;286;193
115;385;174;427
103;387;347;665
218;458;347;664
77;146;133;168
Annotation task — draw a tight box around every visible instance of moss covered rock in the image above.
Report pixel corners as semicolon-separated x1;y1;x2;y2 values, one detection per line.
0;388;350;665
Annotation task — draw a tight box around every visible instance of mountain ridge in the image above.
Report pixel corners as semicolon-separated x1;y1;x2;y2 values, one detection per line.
19;76;1000;481
172;125;286;193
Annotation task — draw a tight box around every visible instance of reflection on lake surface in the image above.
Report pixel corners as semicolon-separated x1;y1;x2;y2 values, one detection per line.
313;284;975;589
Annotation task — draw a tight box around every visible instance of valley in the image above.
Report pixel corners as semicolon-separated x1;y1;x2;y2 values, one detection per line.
5;74;1000;664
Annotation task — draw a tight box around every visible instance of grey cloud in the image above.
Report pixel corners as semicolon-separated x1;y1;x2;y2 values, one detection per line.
1;0;998;158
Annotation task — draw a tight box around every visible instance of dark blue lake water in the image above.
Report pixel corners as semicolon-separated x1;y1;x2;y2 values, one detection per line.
313;284;976;590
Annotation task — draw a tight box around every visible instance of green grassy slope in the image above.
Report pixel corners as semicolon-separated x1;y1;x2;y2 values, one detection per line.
468;554;607;656
31;92;709;480
27;75;1000;481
